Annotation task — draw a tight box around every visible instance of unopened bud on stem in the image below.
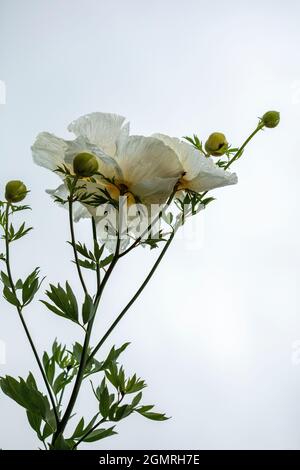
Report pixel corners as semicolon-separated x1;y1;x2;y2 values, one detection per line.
261;111;280;128
205;132;228;156
73;152;98;177
5;180;27;203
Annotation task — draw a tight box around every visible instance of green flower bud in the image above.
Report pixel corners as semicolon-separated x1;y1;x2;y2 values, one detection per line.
205;132;228;156
261;110;280;128
73;152;98;177
5;180;27;203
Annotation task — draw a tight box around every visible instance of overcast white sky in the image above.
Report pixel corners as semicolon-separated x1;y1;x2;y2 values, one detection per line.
1;0;300;450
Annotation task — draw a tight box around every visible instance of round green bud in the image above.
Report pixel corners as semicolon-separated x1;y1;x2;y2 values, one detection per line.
261;110;280;128
205;132;228;156
73;152;98;177
5;180;27;203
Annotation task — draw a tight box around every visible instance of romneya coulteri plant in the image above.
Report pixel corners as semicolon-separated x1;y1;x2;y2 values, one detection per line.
0;111;280;449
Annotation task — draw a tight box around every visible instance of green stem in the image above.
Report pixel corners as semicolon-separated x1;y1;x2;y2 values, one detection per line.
224;122;264;170
92;216;101;289
4;204;59;425
52;232;121;444
88;229;176;363
68;177;88;295
73;393;124;449
57;371;69;410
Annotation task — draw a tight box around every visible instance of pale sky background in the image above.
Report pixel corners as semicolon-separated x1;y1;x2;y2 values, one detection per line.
0;0;300;450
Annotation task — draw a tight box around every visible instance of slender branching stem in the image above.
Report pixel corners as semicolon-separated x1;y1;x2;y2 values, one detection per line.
52;214;121;444
68;177;88;295
4;203;59;425
92;216;101;289
72;393;124;449
72;417;106;449
88;229;176;363
224;122;264;170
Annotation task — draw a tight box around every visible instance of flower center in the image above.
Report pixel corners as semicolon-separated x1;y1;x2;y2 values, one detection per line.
176;174;189;191
105;181;136;206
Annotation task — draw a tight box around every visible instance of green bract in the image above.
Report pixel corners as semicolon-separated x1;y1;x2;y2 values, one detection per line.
5;180;27;203
73;152;98;177
204;132;228;156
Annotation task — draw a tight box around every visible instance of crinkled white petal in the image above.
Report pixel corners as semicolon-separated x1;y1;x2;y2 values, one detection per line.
32;132;68;171
185;161;238;192
32;131;122;183
116;135;182;188
68;112;129;157
152;133;200;180
63;136;123;181
131;176;179;205
153;133;238;192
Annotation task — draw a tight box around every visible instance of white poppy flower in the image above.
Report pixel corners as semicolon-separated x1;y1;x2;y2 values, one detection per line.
152;134;238;193
32;113;183;216
67;113;183;204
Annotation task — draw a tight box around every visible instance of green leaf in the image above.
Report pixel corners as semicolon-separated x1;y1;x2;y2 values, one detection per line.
65;282;79;319
10;204;31;213
3;285;20;307
50;434;73;450
136;408;169;421
131;391;143;408
52;371;72;395
99;254;114;268
201;197;216;207
72;242;95;261
94;242;105;262
101;342;130;370
15;279;23;290
0;374;56;431
136;405;154;413
76;259;96;271
0;271;11;288
125;374;146;394
27;410;42;439
82;414;99;436
26;372;38;389
42;282;79;324
42;422;54;439
118;367;126;392
71;417;85;439
82;426;117;443
99;385;110;419
22;268;42;306
41;301;65;319
114;404;132;421
42;352;55;386
82;294;95;324
105;362;120;389
8;222;33;242
71;342;84;363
